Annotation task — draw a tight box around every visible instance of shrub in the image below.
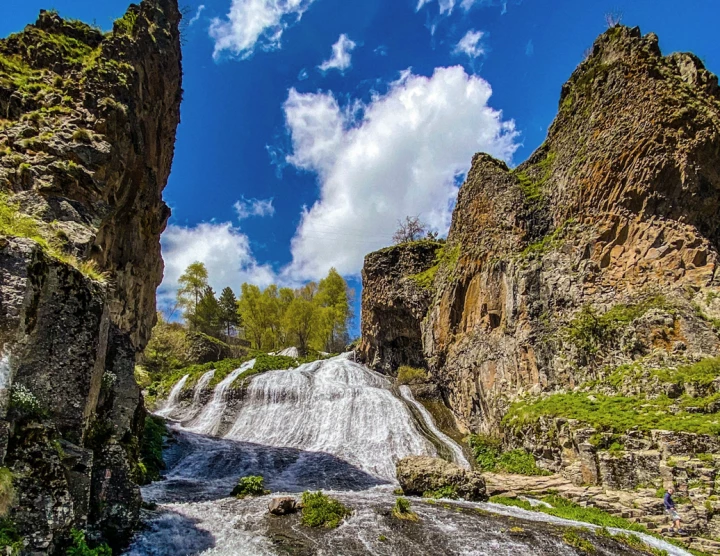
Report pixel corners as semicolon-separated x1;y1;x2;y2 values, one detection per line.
71;128;93;143
252;354;298;373
422;485;458;499
563;530;595;553
396;366;427;385
113;12;138;36
67;529;111;556
467;435;549;475
0;518;22;555
0;469;14;518
392;497;419;521
9;384;45;420
300;491;351;528
138;415;167;485
231;476;270;498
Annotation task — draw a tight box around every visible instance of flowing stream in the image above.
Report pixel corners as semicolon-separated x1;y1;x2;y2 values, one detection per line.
127;354;691;555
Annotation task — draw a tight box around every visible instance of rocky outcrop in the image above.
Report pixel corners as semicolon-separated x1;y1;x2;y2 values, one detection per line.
362;26;720;433
359;240;443;374
396;456;487;501
0;1;181;552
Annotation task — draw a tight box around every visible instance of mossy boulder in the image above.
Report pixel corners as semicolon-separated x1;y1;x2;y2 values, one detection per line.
396;456;487;501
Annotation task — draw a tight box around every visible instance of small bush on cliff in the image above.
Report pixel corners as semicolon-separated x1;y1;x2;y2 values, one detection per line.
0;469;15;517
562;530;595;553
231;476;270;498
67;529;111;556
0;518;23;555
468;435;550;476
392;497;419;521
300;491;351;528
138;415;167;485
396;366;427;385
9;384;46;421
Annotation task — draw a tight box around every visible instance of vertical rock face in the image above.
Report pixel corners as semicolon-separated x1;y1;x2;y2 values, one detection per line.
359;240;442;374
0;1;181;552
361;26;720;432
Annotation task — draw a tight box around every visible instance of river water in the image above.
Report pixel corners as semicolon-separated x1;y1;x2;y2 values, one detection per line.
125;355;690;556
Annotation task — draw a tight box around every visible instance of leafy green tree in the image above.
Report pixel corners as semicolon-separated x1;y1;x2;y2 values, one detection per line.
176;261;209;328
282;297;319;355
193;286;221;337
218;287;239;338
316;268;351;352
237;283;267;349
142;313;188;373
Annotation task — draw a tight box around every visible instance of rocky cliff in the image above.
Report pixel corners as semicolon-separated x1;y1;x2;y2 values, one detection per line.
0;1;181;552
362;23;720;481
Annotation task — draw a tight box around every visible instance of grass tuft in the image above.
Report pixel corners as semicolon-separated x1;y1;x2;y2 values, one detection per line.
300;491;351;528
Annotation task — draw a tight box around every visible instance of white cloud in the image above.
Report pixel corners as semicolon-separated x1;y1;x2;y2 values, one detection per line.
318;34;357;73
454;30;486;59
417;0;507;15
209;0;316;60
189;4;205;26
234;197;276;219
282;66;518;281
159;222;277;310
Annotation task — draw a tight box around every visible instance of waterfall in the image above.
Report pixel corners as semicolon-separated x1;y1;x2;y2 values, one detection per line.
192;370;215;406
0;350;12;417
399;385;471;469
276;347;299;358
156;374;189;418
185;360;255;436
223;355;436;481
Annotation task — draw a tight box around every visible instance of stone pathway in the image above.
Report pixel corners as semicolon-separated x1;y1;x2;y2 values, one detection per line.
484;473;720;555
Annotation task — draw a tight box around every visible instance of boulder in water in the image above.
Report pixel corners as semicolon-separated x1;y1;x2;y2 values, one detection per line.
268;497;298;516
397;456;487;501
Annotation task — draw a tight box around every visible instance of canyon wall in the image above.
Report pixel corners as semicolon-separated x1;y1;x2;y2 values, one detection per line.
0;1;181;551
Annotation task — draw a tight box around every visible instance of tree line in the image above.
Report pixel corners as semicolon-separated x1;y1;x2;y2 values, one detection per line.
174;262;352;354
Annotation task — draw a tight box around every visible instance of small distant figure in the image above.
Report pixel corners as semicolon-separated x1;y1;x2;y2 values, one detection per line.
663;487;686;536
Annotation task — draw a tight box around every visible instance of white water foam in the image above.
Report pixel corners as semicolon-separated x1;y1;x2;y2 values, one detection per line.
224;355;437;481
185;360;255;436
156;374;189;418
399;385;471;469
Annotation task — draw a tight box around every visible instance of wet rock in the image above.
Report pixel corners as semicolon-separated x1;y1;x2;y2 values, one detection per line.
268;497;298;516
396;456;487;501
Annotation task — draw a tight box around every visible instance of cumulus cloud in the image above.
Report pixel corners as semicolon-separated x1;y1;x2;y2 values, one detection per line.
159;222;277;310
234;197;275;219
318;34;357;73
188;4;205;26
454;30;486;59
209;0;317;60
282;66;518;281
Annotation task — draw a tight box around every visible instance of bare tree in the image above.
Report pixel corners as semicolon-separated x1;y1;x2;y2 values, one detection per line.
393;216;428;244
605;10;623;28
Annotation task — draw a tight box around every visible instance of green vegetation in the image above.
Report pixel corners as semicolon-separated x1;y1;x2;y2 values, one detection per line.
230;476;270;498
300;491;351;528
513;151;556;206
71;128;93;143
9;384;46;421
0;468;14;518
0;193;107;282
138;415;167;485
423;486;459;499
565;295;675;357
521;219;574;259
562;529;595;552
410;243;461;289
504;391;720;435
0;518;23;555
396;366;427;385
113;11;138;37
67;529;111;556
392;497;419;521
468;435;550;476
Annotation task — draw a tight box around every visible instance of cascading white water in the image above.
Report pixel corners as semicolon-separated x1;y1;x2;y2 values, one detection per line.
276;347;299;358
192;370;215;406
399;385;471;469
223;356;437;481
185;360;255;436
155;374;189;417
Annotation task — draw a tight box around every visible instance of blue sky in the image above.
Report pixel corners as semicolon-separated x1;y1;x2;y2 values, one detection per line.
3;0;719;335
